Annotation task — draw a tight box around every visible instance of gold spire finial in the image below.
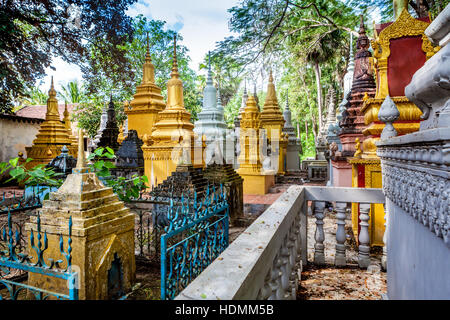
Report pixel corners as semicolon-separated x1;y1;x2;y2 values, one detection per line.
142;32;155;84
171;34;179;76
64;101;69;117
166;34;184;109
48;76;57;98
146;32;151;60
269;69;273;83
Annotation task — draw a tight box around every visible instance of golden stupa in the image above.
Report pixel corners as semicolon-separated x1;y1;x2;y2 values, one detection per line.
126;34;166;139
62;102;78;146
25;77;77;168
237;95;275;195
260;70;288;176
142;35;204;187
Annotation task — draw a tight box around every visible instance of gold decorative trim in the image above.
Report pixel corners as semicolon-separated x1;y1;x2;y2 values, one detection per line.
371;9;437;99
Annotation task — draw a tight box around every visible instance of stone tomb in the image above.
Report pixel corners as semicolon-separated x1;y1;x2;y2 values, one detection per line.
26;131;135;300
202;163;244;225
111;129;144;180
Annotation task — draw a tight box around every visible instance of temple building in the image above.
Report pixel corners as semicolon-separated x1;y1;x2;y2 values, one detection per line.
349;3;440;247
260;71;287;176
142;36;204;187
125;34;166;139
25;77;77;169
193;53;228;165
237;95;275;195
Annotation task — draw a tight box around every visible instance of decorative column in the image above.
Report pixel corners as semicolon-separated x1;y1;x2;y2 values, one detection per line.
25;77;76;168
313;201;326;266
26;130;135;299
335;202;347;267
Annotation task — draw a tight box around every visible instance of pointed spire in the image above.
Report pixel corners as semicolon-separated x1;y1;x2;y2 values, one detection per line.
285;89;289;110
166;34;184;110
146;32;151;61
142;32;155;84
48;76;56;98
356;14;369;52
201;50;217;111
171;34;179;77
349;32;354;60
253;82;259;106
265;69;277;104
217;86;222;108
64;101;69;120
75;129;89;172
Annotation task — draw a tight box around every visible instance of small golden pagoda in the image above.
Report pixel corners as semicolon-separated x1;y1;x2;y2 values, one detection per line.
349;4;439;246
142;35;204;187
126;34;166;139
25;77;77;168
260;71;288;176
237;95;275;195
63;102;78;146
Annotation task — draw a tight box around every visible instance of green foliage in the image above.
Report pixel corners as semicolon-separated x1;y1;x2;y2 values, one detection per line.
0;0;137;113
214;0;360;146
87;147;149;203
19;86;49;106
0;158;63;187
300;132;316;160
74;15;202;134
58;80;85;103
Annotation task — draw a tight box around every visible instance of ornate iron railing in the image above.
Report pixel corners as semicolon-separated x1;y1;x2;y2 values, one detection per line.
161;185;229;300
0;185;47;215
0;210;78;300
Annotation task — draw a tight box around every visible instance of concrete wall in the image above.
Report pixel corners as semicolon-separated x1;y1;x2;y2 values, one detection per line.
386;198;450;299
0;118;40;162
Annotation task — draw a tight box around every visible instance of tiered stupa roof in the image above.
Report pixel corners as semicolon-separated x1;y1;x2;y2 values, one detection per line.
148;35;195;147
25;77;77;168
193;52;227;141
126;33;166;138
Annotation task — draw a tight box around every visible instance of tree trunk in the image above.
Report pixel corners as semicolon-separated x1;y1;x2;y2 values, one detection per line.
304;120;308;137
313;61;323;132
297;122;301;139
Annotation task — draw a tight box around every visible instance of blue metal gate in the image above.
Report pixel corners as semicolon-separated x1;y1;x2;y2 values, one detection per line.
0;210;78;300
160;185;229;300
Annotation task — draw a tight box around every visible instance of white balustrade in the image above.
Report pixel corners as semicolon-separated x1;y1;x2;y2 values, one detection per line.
335;202;347;267
176;186;385;300
358;203;371;268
